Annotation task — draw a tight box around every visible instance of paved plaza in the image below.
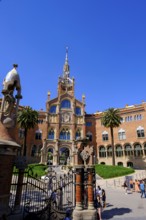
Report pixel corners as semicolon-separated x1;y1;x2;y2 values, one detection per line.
101;187;146;220
99;170;146;220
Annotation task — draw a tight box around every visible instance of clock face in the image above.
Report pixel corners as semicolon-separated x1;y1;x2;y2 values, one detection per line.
61;112;71;123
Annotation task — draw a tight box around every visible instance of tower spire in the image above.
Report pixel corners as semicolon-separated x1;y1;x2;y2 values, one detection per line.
65;46;68;63
63;46;70;77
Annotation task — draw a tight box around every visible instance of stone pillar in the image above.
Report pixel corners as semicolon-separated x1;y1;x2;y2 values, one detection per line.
75;168;83;210
40;139;47;164
73;166;97;220
87;168;94;210
53;151;58;165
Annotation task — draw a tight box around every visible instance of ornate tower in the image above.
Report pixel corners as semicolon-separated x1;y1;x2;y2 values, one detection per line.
43;49;86;166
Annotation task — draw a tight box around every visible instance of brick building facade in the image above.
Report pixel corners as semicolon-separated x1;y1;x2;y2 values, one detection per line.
2;51;146;169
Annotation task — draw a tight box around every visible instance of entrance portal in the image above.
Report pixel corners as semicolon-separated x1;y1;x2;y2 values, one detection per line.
59;147;70;165
47;148;53;165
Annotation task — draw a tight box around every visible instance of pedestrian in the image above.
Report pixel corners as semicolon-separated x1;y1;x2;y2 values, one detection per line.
123;180;128;194
51;190;57;206
64;208;71;220
129;179;134;193
96;185;102;198
139;180;145;198
96;194;102;220
102;189;106;208
64;213;71;220
134;179;140;193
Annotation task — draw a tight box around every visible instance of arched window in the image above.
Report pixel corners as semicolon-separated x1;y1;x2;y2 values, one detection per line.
86;132;92;141
31;145;37;157
120;117;124;123
49;105;57;114
115;145;123;157
37;119;43;124
18;128;25;138
134;114;142;121
99;146;106;157
107;146;112;157
75;129;81;140
134;144;143;157
102;131;108;141
100;162;105;165
117;162;123;166
35;130;42;140
125;144;133;156
118;129;126;140
125;116;133;122
75;107;81;115
137;126;145;137
48;129;55;140
61;99;71;109
59;128;70;140
127;161;133;168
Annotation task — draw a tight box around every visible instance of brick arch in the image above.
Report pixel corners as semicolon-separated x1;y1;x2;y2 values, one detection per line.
123;142;132;148
115;143;123;147
47;144;55;151
124;143;133;156
127;161;133;168
99;145;106;158
133;142;142;147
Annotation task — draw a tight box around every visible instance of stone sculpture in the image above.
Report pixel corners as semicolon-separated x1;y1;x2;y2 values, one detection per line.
0;64;22;128
80;146;93;166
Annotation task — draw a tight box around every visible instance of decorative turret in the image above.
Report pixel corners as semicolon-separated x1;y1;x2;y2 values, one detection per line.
47;91;51;101
82;94;85;104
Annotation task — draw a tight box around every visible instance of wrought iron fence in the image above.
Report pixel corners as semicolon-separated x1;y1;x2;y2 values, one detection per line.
9;167;74;219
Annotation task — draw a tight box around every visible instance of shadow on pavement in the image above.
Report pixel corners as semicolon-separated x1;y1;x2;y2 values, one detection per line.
102;207;132;219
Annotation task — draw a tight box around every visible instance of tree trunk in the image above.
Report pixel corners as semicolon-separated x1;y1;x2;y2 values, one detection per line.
23;129;27;156
110;127;115;166
14;169;24;209
15;128;27;209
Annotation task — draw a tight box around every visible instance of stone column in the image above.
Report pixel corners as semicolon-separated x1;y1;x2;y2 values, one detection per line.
73;166;97;220
75;168;83;210
53;150;58;165
87;168;95;210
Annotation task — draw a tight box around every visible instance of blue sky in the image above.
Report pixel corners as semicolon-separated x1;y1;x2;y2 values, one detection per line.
0;0;146;114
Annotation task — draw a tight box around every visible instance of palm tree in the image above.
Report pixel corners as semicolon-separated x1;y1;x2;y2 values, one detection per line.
17;106;38;156
14;107;38;208
101;108;122;166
